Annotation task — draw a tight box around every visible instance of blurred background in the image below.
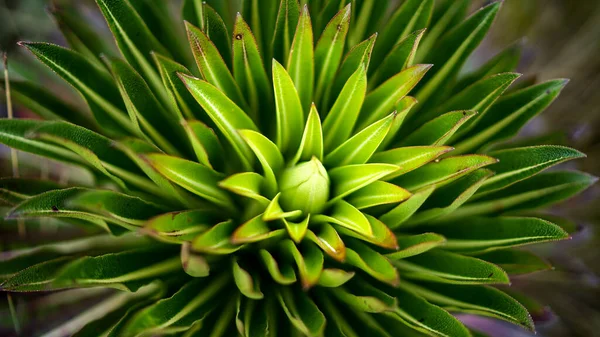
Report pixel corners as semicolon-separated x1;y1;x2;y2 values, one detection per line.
1;0;599;336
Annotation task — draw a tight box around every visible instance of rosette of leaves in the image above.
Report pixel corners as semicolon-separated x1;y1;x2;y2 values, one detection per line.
0;0;596;336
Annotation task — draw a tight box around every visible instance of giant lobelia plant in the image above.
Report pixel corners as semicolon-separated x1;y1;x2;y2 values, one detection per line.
0;0;596;336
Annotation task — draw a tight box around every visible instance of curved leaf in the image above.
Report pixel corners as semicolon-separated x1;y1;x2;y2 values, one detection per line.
324;112;395;167
287;5;314;111
233;14;272;123
422;217;568;253
322;65;367;152
394;250;509;285
273;59;305;156
314;4;351;104
179;74;257;170
401;281;534;330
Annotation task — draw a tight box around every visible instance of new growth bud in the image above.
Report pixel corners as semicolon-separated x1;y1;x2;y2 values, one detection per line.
279;157;330;214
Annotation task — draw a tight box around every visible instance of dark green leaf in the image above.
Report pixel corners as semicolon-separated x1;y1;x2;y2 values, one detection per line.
394;250;509;285
401;281;534;330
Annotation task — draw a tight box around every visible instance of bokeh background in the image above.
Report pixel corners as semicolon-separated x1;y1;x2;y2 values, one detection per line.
1;0;599;336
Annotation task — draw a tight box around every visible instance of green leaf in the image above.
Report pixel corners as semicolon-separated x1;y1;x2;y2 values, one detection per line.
454;44;522;93
0;177;63;206
328;163;399;203
371;146;454;180
107;57;186;157
394;250;509;285
180;242;210;277
477;146;585;195
232;214;285;244
0;123;151;193
263;195;304;222
322;65;367;152
331;280;396;313
317;269;355;288
219;172;269;205
287;5;314;111
49;4;116;67
240;130;285;196
0;234;148;281
400;110;477;146
273;59;305;156
145;154;234;211
305;223;346;262
293;104;324;163
422;217;568;253
314;4;351;105
386;233;446;260
283;215;311;243
416;2;501;105
219;173;269;207
233;14;272;123
349;214;398;250
236;297;271;337
474;249;551;275
70;283;163;337
1;257;75;291
324;34;376;112
401;281;534;330
241;0;278;62
454;79;568;154
7;188;164;231
314;200;371;237
181;120;225;170
416;73;521;137
380;185;435;229
233;258;264;299
448;171;597;218
277;286;326;336
2;78;96;130
19;42;132;136
153;52;201;121
114;139;201;209
345;240;399;286
320;293;389;337
414;0;470;64
280;240;323;289
128;0;190;68
414;73;520;133
259;249;297;285
370;0;433;69
53;247;180;291
182;1;232;69
370;29;425;87
145;210;219;244
358;64;432;131
185;22;248;111
179;74;257;170
347;181;411;210
404;169;493;226
95;0;169;103
325;112;395;167
272;0;301;65
392;155;498;191
380;96;418;150
121;276;229;336
192;220;243;254
377;287;470;337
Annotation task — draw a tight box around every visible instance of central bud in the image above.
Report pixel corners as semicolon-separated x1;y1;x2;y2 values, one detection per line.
279;157;330;215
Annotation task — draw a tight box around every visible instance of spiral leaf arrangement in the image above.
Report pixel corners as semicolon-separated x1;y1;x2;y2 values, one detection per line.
0;0;595;336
